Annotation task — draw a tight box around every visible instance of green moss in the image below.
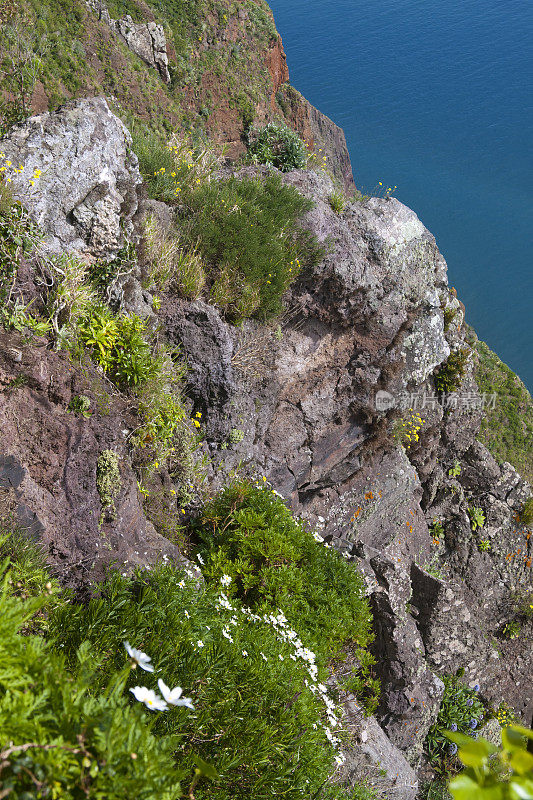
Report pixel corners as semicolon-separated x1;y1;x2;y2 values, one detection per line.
468;328;533;483
96;449;121;520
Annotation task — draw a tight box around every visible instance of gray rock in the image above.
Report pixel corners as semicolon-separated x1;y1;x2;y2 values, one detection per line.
1;98;141;260
86;0;170;82
114;16;170;83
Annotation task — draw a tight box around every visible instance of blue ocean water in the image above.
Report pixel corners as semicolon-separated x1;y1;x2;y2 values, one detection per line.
269;0;533;392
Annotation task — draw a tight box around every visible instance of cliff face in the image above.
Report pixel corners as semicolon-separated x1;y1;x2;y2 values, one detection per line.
0;2;532;797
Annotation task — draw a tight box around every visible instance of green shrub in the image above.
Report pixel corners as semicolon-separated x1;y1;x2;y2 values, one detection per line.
434;349;470;394
328;191;346;214
0;567;185;799
194;481;374;666
425;674;485;767
0;193;41;301
77;307;152;388
470;331;533;484
181;173;324;319
88;243;138;297
49;562;370;800
246;122;308;172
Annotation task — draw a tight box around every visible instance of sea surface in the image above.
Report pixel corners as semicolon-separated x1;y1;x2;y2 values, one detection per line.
269;0;533;392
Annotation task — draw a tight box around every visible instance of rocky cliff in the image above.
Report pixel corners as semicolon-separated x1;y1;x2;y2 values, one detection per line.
0;3;532;799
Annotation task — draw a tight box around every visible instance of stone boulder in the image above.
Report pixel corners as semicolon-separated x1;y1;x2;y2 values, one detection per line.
0;98;141;260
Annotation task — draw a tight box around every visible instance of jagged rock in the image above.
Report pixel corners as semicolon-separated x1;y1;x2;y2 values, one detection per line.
410;565;501;680
86;0;170;82
114;16;170;83
0;330;197;588
339;706;419;800
0;98;141;260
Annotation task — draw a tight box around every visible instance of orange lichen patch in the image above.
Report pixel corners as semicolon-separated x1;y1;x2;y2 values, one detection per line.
364;491;374;500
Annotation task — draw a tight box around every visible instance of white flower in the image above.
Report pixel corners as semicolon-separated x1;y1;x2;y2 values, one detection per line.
260;652;268;661
242;650;248;657
124;642;154;672
278;654;284;661
196;554;205;565
220;574;232;587
130;686;167;711
334;753;346;766
197;640;204;648
178;580;186;588
313;532;324;543
157;678;195;709
222;628;234;642
184;610;190;619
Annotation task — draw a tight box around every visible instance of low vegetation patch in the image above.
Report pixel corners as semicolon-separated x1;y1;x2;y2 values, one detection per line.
0;498;379;800
468;328;533;483
425;673;486;770
434;348;470;394
131;128;324;320
194;480;379;709
246;121;308;172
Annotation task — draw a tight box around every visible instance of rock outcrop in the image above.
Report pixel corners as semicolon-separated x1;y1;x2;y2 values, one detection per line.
1;98;531;787
86;0;170;83
0;98;141;260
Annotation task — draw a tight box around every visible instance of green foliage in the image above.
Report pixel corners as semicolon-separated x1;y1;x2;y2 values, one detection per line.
328;191;347;214
434;349;470;394
447;725;533;800
0;194;41;301
469;329;533;484
96;450;121;521
430;519;445;541
77;308;152;388
468;506;486;532
419;781;452;800
228;428;244;444
0;567;185;799
448;461;462;478
443;306;458;332
194;482;375;683
88;243;138;297
478;539;491;553
502;621;521;640
426;674;485;768
521;497;533;528
49;561;371;800
181;173;324;319
0;298;51;337
246;121;308;172
67;394;92;418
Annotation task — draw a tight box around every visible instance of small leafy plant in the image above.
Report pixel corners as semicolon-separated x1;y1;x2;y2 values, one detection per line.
520;497;533;528
328;191;346;214
468;506;486;532
448;461;462;478
67;394;92;418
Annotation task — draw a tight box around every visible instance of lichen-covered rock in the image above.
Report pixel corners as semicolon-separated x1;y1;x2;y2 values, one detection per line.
86;0;170;82
114;16;170;83
0;98;141;259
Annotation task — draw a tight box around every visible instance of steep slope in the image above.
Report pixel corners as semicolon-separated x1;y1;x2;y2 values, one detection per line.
0;1;532;797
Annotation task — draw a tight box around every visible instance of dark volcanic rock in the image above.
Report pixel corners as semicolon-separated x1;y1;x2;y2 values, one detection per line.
0;330;195;588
